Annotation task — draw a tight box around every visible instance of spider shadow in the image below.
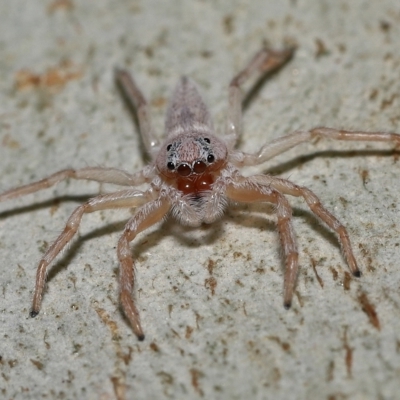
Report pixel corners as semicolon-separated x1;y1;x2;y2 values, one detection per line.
0;195;92;219
115;75;150;163
0;193;123;288
45;219;127;283
157;218;226;248
42;210;228;327
115;48;293;157
235;54;295;149
226;203;342;272
242;64;289;113
9;194;344;286
0;193;223;290
44;202;339;294
265;148;399;176
9;193;344;329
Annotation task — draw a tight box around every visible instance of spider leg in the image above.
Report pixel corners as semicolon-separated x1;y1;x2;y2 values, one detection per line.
30;189;151;319
235;127;400;167
0;166;153;202
252;175;360;277
225;178;299;308
115;68;160;154
117;196;170;340
226;47;295;145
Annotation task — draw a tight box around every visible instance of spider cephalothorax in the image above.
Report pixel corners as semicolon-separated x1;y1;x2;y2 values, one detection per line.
156;132;228;195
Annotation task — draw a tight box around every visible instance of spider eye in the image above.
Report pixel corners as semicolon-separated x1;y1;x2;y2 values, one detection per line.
167;144;172;151
204;138;210;144
193;160;207;174
177;163;191;177
207;154;215;163
167;162;175;170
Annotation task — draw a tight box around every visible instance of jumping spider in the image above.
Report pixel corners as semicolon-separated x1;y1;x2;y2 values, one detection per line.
1;47;400;341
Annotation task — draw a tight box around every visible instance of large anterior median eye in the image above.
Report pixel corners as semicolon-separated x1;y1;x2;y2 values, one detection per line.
177;163;191;176
193;160;207;174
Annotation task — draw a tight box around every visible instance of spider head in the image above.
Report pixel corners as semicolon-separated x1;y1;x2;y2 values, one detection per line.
156;132;227;194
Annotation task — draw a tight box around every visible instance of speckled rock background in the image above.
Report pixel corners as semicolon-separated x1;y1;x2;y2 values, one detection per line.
1;1;400;399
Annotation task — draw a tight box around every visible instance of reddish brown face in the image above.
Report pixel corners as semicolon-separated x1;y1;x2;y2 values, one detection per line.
156;132;227;195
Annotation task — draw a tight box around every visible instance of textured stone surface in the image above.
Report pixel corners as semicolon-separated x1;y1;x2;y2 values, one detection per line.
1;1;400;399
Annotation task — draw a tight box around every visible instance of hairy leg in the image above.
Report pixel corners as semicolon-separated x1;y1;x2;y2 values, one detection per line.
234;127;400;167
252;175;360;276
0;166;154;202
117;196;171;340
30;189;152;317
115;68;160;153
225;178;299;308
226;47;295;145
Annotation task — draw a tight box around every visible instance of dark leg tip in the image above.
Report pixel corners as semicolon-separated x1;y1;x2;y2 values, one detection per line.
138;334;145;341
353;270;362;278
30;310;39;318
283;301;291;310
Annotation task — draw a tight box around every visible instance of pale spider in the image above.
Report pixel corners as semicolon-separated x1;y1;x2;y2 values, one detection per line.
1;47;400;341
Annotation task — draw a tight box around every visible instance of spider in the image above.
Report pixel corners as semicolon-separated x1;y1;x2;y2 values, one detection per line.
1;47;400;341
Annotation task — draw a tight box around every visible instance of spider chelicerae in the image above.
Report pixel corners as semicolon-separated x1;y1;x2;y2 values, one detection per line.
1;47;399;341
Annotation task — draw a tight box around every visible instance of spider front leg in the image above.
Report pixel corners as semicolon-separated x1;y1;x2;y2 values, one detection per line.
30;189;150;318
226;47;295;144
225;178;299;308
117;196;171;340
115;68;160;154
253;175;360;277
0;167;152;202
235;127;400;167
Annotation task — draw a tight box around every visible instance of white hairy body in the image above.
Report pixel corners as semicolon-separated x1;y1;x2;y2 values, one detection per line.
1;47;400;340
